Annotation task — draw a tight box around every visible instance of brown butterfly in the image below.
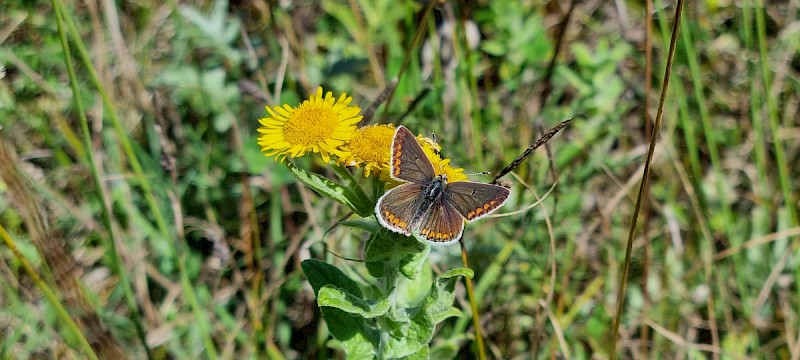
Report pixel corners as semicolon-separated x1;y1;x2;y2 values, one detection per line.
375;126;510;245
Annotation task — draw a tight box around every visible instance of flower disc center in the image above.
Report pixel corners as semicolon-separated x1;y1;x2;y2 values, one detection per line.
283;104;338;146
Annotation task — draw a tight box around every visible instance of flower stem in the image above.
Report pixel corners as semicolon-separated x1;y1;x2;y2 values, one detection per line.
460;240;486;360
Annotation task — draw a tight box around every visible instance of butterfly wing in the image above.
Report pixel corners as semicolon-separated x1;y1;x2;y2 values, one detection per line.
417;198;465;245
375;183;425;235
445;182;510;222
389;126;436;184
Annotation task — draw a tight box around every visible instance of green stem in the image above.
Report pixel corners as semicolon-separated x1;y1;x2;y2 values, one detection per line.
755;0;797;226
754;0;800;315
459;241;486;360
679;6;750;325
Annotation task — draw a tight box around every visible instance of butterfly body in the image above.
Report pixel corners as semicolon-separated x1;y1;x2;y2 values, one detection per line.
375;126;510;245
402;174;447;233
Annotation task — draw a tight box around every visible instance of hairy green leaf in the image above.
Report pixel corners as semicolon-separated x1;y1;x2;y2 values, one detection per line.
302;260;378;358
286;162;364;214
364;230;430;280
318;285;390;319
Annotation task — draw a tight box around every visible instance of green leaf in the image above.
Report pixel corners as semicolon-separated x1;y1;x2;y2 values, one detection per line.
212;112;232;133
332;165;374;216
431;307;463;324
396;265;433;308
243;135;271;174
381;316;432;358
301;260;378;358
301;259;361;297
481;40;507;56
364;230;430;280
320;308;377;358
439;267;474;280
407;345;430;360
178;0;241;64
318;285;390;319
340;217;380;233
430;340;460;359
286;162;364;214
423;268;472;324
379;268;472;358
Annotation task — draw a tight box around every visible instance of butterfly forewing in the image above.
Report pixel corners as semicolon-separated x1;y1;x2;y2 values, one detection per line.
445;182;510;222
375;183;425;235
418;198;465;244
390;126;436;183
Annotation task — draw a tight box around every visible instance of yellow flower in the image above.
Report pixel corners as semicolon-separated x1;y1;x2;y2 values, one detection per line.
257;87;362;162
338;124;396;177
420;141;468;183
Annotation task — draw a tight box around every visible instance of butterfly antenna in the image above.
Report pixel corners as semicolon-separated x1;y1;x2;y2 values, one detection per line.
492;118;573;184
464;171;491;176
361;79;399;125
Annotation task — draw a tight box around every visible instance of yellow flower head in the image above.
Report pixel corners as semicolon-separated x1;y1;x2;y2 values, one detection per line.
378;128;468;186
257;87;362;162
420;140;468;183
338;124;396;177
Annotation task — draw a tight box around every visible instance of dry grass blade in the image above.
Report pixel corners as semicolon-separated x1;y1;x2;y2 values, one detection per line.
639;0;655;355
0;226;99;360
0;133;128;359
610;0;685;357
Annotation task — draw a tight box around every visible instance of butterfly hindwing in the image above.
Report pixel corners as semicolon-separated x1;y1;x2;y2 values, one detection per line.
444;181;510;222
375;183;425;235
418;197;465;244
390;126;436;184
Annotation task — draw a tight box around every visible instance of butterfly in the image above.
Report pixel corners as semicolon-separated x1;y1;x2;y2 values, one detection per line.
375;126;510;245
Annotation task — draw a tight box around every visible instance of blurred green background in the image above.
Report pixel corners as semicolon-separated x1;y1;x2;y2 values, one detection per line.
1;0;798;358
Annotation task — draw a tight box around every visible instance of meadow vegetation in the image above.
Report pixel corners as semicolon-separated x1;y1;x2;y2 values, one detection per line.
1;0;799;358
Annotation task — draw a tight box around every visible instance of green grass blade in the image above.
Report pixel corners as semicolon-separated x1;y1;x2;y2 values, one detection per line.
51;2;151;357
0;226;99;360
53;2;219;357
